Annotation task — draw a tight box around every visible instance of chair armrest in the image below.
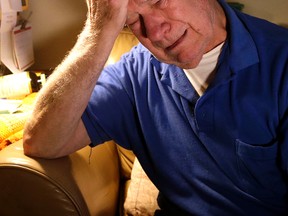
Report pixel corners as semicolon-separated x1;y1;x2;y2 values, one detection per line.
0;140;120;216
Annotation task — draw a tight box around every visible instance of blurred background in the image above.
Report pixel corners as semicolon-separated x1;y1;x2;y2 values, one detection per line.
26;0;288;71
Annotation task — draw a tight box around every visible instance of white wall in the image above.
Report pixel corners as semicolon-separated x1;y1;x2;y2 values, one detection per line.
28;0;86;70
28;0;288;71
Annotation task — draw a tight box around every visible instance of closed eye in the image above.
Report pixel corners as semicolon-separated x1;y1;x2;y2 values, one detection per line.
126;13;140;26
127;15;147;38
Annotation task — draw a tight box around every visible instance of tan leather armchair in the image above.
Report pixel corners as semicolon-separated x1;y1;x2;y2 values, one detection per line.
0;28;138;216
0;140;135;216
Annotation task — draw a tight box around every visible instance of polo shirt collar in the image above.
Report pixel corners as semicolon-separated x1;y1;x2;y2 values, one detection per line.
160;63;196;101
218;0;259;72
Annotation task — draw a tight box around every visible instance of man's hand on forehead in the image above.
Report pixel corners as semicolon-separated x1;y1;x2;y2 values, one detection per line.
85;0;129;32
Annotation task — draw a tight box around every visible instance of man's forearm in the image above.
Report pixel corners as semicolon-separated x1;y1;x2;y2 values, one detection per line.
23;0;128;158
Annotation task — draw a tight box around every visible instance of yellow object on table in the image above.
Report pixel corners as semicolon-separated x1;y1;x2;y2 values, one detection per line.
0;93;37;150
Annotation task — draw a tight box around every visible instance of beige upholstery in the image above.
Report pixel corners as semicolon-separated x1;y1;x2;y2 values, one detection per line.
106;27;139;66
0;140;122;216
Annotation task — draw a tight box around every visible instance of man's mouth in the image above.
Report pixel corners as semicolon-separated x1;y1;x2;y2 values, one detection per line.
166;30;187;51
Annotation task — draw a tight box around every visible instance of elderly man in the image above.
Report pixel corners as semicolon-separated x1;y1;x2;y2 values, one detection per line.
24;0;288;215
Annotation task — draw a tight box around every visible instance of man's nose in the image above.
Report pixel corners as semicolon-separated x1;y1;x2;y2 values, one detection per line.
142;13;170;43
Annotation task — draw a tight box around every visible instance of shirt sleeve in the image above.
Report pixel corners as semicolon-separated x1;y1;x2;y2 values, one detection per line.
81;48;147;150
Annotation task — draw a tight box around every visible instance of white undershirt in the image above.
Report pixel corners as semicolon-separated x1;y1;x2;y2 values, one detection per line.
184;42;224;96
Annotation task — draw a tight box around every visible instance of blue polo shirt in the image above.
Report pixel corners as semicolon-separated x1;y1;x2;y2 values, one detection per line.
82;1;288;215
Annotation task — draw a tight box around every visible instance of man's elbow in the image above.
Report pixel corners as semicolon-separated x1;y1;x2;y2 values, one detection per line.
22;135;37;157
22;133;59;159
